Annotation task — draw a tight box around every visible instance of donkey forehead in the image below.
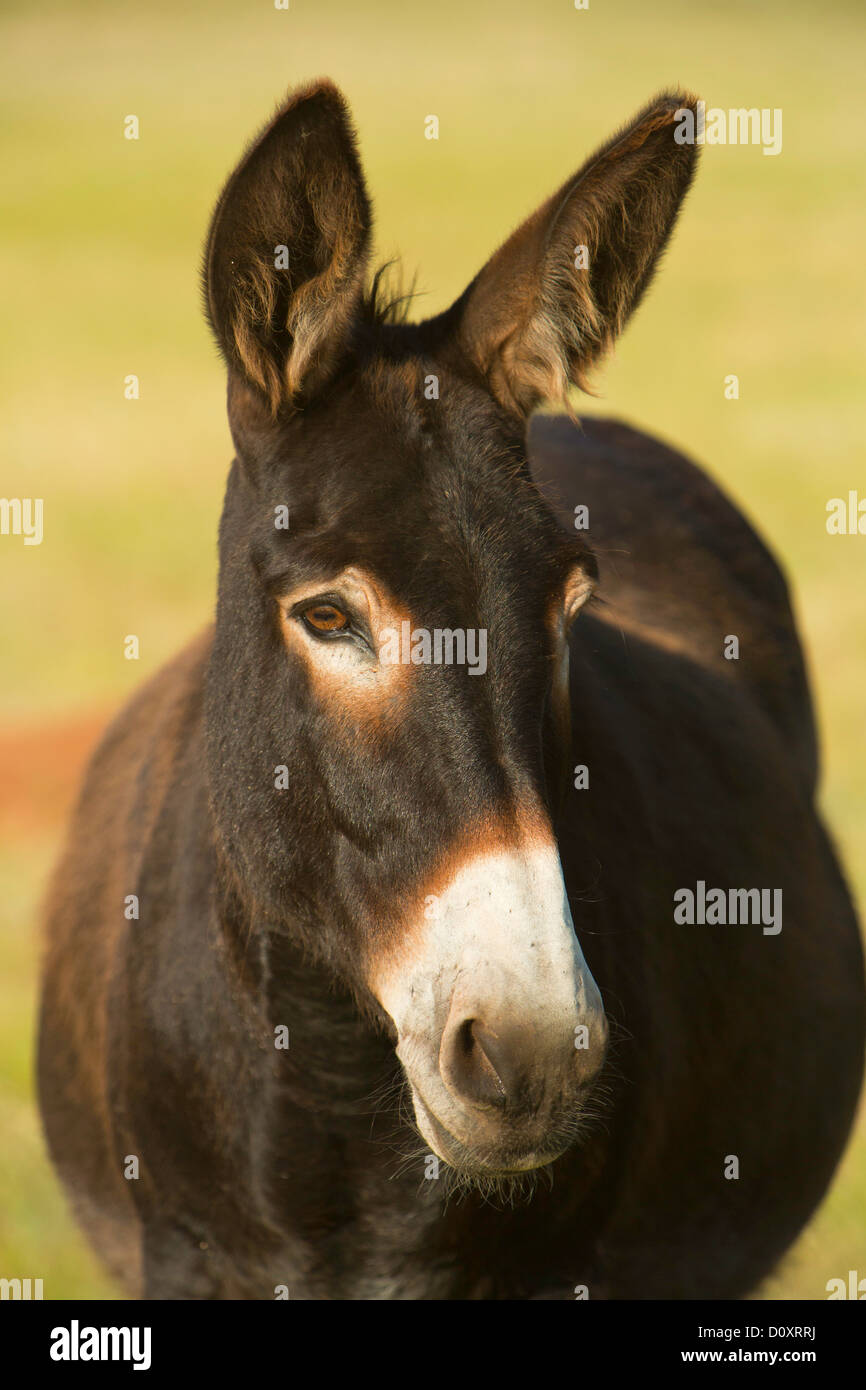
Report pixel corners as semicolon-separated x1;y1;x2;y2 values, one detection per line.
246;355;586;600
254;473;584;624
272;353;520;488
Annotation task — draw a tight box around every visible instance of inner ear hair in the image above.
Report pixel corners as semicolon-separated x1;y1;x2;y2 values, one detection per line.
456;92;700;417
203;79;372;416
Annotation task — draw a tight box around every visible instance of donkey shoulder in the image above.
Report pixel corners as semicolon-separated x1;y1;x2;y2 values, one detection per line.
529;413;818;783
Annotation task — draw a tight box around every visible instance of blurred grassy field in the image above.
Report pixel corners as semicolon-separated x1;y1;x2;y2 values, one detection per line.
1;0;864;1298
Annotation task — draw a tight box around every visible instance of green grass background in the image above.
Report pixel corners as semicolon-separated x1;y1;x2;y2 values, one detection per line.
1;0;864;1298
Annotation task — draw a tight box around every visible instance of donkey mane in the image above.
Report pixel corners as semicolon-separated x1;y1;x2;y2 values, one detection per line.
359;261;420;329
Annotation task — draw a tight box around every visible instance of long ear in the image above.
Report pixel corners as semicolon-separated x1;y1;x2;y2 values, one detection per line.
454;92;700;417
204;79;371;414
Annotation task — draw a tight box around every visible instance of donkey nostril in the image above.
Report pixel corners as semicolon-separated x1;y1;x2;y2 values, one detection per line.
441;1016;509;1110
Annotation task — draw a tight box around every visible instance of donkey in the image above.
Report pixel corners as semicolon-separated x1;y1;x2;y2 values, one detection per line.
38;81;865;1300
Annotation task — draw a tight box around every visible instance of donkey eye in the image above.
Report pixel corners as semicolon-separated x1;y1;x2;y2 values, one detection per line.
300;602;351;636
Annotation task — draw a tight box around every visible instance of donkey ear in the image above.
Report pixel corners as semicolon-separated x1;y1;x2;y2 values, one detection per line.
204;80;371;414
454;93;700;417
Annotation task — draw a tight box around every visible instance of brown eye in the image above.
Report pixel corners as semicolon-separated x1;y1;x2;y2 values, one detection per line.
302;603;350;635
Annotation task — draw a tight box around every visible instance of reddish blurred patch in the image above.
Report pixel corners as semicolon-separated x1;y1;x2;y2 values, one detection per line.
0;710;110;842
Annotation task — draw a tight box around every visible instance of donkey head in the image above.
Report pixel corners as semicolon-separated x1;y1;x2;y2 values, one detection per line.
203;81;698;1177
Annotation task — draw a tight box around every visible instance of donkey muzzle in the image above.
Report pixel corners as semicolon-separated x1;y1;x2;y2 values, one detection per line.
373;843;608;1173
